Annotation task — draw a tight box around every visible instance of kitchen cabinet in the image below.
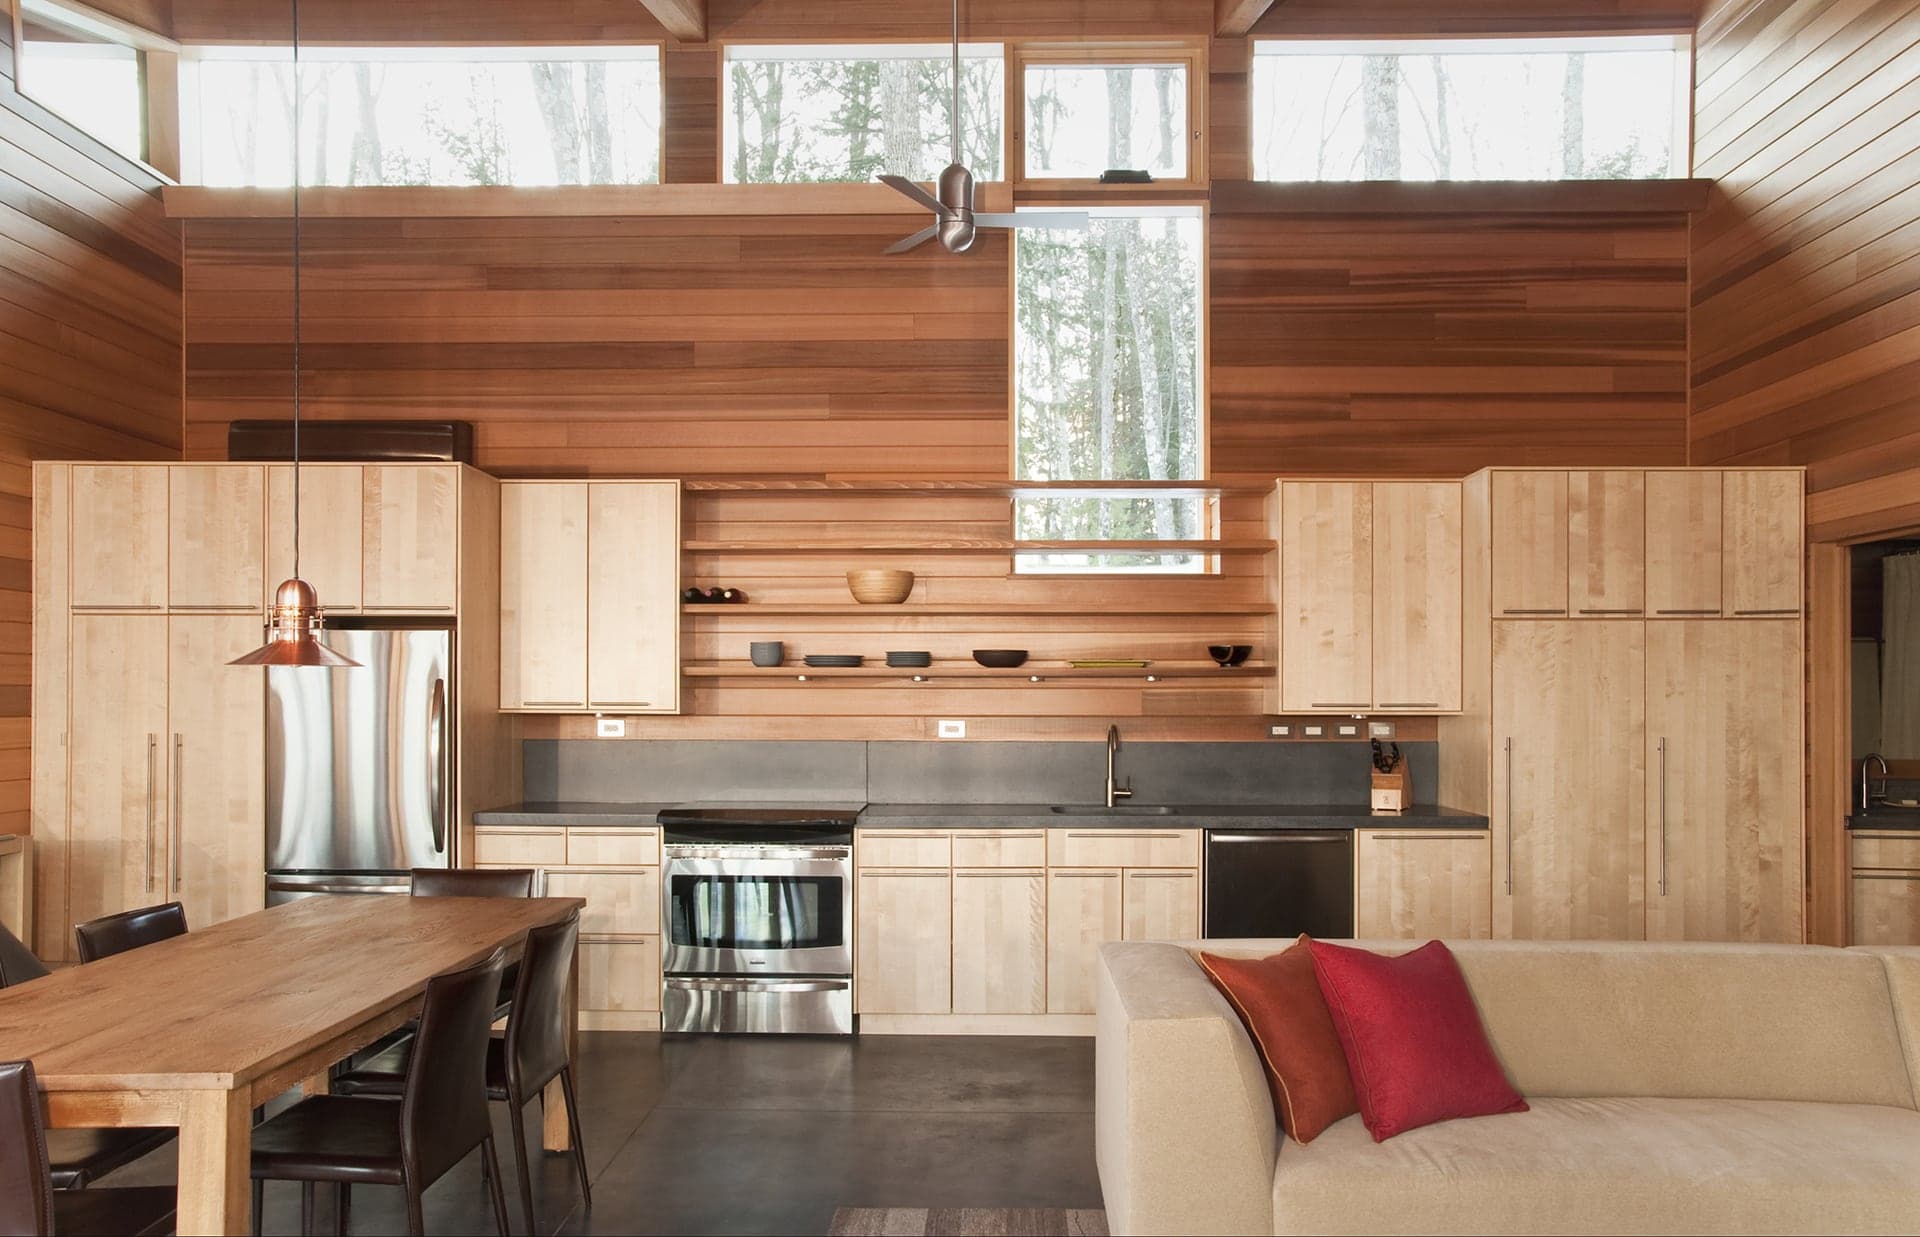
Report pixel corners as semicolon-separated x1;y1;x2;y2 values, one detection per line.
1046;868;1123;1015
1852;832;1920;947
855;869;952;1014
1722;470;1802;617
951;869;1046;1014
1568;470;1644;617
267;464;362;612
501;483;590;709
580;939;661;1016
363;465;460;612
587;482;680;712
1490;470;1568;617
1122;869;1200;942
1644;620;1803;943
167;615;267;929
1492;620;1645;940
1646;471;1723;617
66;615;170;958
1278;482;1372;712
1048;830;1202;869
169;466;264;612
70;466;169;610
543;868;661;938
1371;482;1462;711
1354;830;1491;940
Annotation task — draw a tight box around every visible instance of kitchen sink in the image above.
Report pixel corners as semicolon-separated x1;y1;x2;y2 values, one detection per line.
1049;804;1180;816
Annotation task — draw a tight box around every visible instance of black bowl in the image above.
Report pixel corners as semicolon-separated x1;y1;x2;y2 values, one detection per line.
1208;644;1253;667
886;651;932;668
972;649;1029;668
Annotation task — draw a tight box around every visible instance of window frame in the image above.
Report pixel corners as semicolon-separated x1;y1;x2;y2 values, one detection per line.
175;40;667;189
1008;39;1209;194
12;0;180;178
1248;33;1694;184
716;38;1009;187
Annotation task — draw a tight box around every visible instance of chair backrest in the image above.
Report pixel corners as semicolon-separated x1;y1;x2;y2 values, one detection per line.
0;1059;55;1236
74;902;188;963
409;868;534;898
505;909;580;1097
401;947;508;1187
0;923;50;989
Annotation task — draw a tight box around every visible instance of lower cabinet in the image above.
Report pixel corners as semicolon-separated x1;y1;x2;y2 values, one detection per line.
854;869;952;1014
1045;870;1124;1015
580;938;661;1017
952;869;1045;1014
1853;832;1920;947
1354;830;1491;940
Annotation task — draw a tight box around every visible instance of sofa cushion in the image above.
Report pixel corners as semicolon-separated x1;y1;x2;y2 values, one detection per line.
1271;1096;1920;1236
1308;940;1526;1141
1198;941;1357;1143
1853;947;1920;1110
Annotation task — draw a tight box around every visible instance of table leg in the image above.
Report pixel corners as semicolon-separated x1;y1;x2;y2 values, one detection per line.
176;1089;252;1236
542;946;580;1152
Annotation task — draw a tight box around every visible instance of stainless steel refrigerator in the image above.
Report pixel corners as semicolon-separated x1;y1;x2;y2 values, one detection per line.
265;625;453;904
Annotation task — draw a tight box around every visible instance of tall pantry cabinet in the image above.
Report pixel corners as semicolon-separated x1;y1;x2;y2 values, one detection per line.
1440;467;1806;944
33;462;513;961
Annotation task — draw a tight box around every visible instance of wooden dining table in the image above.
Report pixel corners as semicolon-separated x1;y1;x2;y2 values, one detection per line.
0;894;586;1236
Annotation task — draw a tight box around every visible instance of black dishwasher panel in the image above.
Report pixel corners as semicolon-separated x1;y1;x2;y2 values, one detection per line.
1204;830;1355;939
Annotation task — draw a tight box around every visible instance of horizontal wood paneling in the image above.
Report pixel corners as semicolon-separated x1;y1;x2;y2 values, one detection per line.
1211;211;1692;476
0;51;183;832
1689;0;1920;528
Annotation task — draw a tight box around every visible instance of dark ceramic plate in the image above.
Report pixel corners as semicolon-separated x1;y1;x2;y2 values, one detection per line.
886;651;933;668
803;655;865;668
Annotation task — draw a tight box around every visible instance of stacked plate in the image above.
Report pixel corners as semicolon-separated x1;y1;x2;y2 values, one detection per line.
803;655;865;668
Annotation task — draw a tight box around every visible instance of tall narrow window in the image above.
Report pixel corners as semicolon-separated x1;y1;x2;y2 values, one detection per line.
722;43;1003;184
17;0;148;164
1013;209;1206;573
185;46;662;186
1253;36;1690;181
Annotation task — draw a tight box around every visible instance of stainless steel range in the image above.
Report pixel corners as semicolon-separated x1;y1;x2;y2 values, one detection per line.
658;805;859;1035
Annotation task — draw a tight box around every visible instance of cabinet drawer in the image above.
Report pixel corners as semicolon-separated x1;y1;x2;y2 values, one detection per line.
1852;832;1920;872
580;938;661;1013
1047;829;1201;869
543;868;661;937
951;830;1047;868
857;831;951;869
567;828;660;867
471;829;566;867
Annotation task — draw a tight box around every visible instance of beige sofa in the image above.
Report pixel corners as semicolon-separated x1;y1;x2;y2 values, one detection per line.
1095;940;1920;1236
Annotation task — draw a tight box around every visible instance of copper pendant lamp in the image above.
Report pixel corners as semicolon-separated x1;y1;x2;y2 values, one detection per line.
231;0;357;669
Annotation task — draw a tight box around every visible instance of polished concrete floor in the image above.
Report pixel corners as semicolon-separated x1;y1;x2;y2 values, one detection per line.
109;1032;1102;1235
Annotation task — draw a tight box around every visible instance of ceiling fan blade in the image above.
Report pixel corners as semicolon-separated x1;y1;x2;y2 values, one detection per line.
884;224;940;255
974;212;1092;232
877;175;947;215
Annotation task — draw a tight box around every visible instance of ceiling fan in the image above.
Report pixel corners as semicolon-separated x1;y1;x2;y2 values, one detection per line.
878;0;1088;254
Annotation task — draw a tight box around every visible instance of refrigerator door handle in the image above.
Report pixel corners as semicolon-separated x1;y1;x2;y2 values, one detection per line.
429;677;448;855
267;876;413;896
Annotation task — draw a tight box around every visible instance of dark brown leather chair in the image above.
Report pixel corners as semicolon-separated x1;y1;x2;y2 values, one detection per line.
250;948;512;1237
0;1059;176;1237
73;902;188;963
0;923;176;1191
408;868;535;898
333;910;590;1233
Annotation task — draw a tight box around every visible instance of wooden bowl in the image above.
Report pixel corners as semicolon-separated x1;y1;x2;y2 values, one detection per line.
847;569;914;604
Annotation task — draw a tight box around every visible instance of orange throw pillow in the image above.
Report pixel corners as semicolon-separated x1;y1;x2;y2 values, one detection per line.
1197;937;1358;1143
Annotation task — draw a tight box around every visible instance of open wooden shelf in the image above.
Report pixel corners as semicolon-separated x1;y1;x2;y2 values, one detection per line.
682;539;1277;554
680;602;1274;617
685;661;1272;680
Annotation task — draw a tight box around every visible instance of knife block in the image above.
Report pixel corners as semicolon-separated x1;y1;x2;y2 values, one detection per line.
1370;766;1411;813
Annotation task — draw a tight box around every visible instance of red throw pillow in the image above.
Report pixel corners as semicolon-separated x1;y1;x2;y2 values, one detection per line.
1307;939;1528;1142
1197;938;1358;1143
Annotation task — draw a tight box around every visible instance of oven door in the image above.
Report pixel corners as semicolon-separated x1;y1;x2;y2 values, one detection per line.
662;850;851;977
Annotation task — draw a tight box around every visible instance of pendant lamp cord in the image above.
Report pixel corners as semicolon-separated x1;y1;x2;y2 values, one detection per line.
290;0;302;583
950;0;959;166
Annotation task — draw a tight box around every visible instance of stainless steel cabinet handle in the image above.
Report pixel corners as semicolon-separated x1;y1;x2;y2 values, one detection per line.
1501;608;1567;616
144;733;157;893
362;605;454;612
1654;609;1718;616
171;734;184;892
1657;737;1669;897
1733;608;1797;616
1310;702;1371;709
1578;608;1643;615
1377;701;1439;709
429;679;448;855
590;701;654;708
521;701;586;708
1503;737;1514;895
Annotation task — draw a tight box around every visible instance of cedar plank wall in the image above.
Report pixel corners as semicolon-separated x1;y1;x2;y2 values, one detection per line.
0;12;183;832
1690;0;1920;541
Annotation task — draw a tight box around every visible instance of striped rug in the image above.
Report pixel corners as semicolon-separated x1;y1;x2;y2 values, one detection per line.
828;1209;1108;1236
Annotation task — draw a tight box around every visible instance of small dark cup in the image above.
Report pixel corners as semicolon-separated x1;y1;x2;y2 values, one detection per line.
750;641;784;667
1209;644;1253;667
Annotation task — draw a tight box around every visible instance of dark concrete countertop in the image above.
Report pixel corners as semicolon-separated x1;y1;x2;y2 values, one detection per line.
858;803;1488;830
474;802;672;827
1849;810;1920;832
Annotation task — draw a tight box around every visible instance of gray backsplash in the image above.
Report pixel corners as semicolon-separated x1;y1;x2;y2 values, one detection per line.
522;739;1440;807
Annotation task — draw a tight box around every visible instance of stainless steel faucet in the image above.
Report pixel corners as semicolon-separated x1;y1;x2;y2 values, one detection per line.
1106;724;1133;808
1862;752;1890;812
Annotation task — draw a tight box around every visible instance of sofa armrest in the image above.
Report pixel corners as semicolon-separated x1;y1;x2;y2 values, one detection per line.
1095;941;1280;1236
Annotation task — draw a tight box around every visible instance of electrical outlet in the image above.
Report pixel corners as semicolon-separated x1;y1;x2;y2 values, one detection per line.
1337;723;1359;737
1270;724;1290;737
595;717;626;738
1369;721;1396;739
937;719;967;738
1304;724;1324;737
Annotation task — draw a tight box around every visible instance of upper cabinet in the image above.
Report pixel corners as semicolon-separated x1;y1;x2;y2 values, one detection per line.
1646;470;1723;617
1568;470;1645;617
69;466;171;610
71;465;265;612
1277;480;1460;713
266;465;363;612
1490;471;1568;617
363;465;460;611
1722;470;1803;616
169;466;265;611
499;480;681;713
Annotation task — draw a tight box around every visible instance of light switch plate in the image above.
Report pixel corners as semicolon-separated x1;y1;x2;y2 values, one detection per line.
1369;721;1396;738
938;719;967;738
1304;724;1324;737
1337;723;1359;737
1270;724;1290;737
596;717;626;738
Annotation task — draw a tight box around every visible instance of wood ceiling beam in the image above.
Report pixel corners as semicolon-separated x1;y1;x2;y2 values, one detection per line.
638;0;706;41
1216;0;1283;37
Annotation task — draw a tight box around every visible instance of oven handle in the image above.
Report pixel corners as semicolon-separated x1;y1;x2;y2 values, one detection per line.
664;846;851;862
664;976;851;994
